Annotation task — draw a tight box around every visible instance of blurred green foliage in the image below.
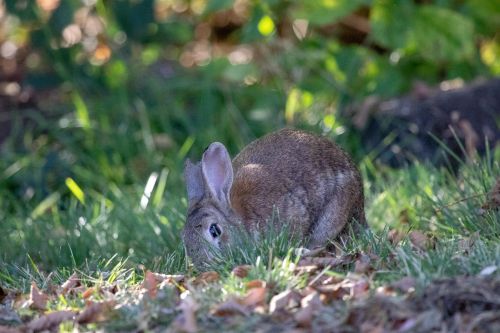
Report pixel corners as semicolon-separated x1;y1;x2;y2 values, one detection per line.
0;0;499;267
2;0;498;185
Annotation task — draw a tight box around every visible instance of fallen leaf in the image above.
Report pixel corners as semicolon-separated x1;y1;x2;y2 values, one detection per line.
240;287;266;307
294;291;322;327
142;270;158;299
396;309;442;332
28;282;48;311
174;292;198;333
294;265;319;274
212;299;249;317
409;231;429;251
354;253;373;275
269;290;301;313
320;275;345;285
192;271;219;286
81;287;95;300
76;301;115;324
26;310;75;332
301;292;322;309
295;246;327;258
231;265;252;278
351;279;370;299
315;283;348;303
298;255;351;269
390;276;416;293
245;280;266;289
61;273;80;295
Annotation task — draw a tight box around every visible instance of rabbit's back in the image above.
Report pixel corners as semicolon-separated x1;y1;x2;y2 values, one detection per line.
230;129;365;240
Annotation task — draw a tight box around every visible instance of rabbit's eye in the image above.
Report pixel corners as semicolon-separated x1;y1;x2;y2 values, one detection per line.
209;223;222;238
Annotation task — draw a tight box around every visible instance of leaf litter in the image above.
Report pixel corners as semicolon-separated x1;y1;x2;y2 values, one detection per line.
1;235;499;332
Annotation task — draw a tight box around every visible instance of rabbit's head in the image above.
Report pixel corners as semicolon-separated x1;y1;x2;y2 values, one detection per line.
183;142;238;269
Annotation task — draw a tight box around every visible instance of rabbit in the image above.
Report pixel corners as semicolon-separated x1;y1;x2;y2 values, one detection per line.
183;128;367;269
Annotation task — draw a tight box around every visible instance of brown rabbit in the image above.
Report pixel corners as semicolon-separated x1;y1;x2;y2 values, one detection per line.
183;128;367;269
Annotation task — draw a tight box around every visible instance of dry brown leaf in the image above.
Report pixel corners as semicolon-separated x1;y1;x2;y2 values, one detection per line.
390;276;416;293
245;279;266;289
320;275;345;285
315;283;348;303
409;230;430;251
142;270;158;299
28;282;48;311
173;292;199;333
354;253;373;275
212;299;249;317
26;310;75;332
298;255;349;268
192;271;219;286
294;265;319;274
81;287;95;300
240;287;266;307
388;229;405;245
297;246;327;258
269;289;301;313
294;292;322;327
76;301;115;324
351;279;370;299
61;272;80;295
231;265;252;278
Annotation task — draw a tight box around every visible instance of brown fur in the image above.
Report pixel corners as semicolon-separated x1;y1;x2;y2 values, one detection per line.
183;128;367;269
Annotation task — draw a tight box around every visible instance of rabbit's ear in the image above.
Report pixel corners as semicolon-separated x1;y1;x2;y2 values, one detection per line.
184;159;204;204
201;142;233;205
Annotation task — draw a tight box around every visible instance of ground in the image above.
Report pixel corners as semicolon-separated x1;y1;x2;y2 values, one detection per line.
1;156;499;332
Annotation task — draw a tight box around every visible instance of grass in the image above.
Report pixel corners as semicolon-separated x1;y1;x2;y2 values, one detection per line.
0;121;498;331
1;140;498;281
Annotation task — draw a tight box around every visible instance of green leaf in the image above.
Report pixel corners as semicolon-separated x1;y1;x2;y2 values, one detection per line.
371;3;475;62
464;0;500;35
370;0;415;50
411;6;475;62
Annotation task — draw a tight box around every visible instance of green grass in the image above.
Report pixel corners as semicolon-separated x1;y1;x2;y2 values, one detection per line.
0;110;498;332
1;142;498;288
